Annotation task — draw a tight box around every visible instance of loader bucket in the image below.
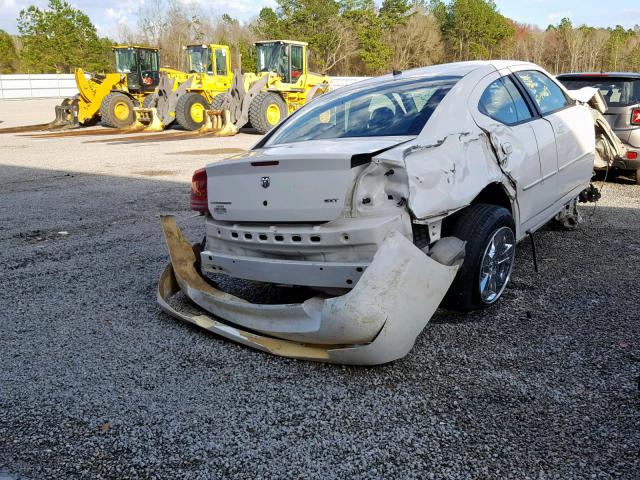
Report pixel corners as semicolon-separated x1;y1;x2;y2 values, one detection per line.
49;97;80;129
198;109;239;136
133;107;165;132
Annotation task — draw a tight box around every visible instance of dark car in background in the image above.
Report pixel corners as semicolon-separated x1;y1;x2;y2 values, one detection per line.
557;73;640;184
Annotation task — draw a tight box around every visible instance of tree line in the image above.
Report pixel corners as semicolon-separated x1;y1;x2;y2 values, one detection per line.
2;0;640;76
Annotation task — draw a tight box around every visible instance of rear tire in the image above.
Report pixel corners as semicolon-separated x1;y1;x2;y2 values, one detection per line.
100;92;136;128
443;203;516;312
175;93;209;131
249;92;287;134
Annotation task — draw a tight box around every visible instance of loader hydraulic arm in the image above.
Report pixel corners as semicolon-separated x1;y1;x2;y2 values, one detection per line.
73;68;123;124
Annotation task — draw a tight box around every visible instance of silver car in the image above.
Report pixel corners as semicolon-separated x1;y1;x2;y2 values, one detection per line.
557;73;640;184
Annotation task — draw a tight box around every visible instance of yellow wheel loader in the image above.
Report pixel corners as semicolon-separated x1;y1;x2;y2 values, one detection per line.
51;46;167;129
201;40;330;136
134;44;233;131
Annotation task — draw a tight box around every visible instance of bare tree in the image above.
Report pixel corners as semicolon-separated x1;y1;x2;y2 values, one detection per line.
384;12;444;70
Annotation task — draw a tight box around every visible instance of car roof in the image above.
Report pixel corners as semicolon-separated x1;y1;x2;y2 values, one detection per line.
335;60;539;94
557;72;640;79
391;60;537;79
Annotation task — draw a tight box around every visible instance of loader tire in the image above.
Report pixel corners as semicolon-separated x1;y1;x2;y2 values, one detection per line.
175;93;209;131
209;93;225;110
142;93;158;109
249;92;287;134
442;204;516;312
100;92;136;128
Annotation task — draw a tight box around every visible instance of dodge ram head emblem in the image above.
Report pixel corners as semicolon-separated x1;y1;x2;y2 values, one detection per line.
261;176;270;188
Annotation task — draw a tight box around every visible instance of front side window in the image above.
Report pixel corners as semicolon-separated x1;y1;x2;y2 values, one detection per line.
265;77;459;146
187;46;212;74
479;77;533;125
215;48;227;76
516;70;569;114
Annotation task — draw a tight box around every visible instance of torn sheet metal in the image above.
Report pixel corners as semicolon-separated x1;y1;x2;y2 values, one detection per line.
402;130;504;222
157;216;460;365
592;111;627;168
567;87;608;113
567;87;626;168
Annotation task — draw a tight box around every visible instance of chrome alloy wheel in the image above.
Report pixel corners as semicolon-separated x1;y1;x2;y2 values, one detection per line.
478;226;515;304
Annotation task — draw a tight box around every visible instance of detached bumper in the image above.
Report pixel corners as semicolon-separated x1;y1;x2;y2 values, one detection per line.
157;216;460;365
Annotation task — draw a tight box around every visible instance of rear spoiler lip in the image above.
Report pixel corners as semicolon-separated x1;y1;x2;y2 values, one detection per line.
350;138;414;168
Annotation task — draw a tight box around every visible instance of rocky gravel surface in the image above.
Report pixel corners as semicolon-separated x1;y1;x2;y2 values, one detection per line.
0;111;638;478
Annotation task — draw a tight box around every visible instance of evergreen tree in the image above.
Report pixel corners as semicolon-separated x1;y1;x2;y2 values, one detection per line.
17;0;112;73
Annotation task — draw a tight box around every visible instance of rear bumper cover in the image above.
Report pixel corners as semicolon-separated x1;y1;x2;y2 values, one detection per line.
201;251;368;289
157;216;460;365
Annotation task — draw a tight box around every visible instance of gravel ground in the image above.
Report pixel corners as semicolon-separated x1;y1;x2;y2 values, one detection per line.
1;100;639;479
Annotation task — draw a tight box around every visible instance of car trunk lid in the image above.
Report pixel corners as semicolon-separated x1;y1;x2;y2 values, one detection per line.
206;138;408;223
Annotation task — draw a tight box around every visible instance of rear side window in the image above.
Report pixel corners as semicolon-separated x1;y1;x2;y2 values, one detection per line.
516;70;569;114
558;77;640;107
291;45;303;81
479;77;533;125
215;49;227;76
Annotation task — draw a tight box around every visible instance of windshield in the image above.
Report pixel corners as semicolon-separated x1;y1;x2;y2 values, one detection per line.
559;77;640;107
187;46;212;74
265;77;459;146
114;49;136;73
257;42;287;78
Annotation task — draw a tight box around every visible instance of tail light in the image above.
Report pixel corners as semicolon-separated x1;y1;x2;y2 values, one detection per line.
631;109;640;125
627;151;638;160
190;168;208;213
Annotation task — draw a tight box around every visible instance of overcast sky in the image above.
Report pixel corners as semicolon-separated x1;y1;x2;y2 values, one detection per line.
1;0;639;37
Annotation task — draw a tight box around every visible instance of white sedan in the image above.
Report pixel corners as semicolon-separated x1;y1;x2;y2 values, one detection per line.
158;61;599;365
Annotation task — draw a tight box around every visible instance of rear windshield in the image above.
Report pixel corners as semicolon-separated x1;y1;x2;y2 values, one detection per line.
265;77;459;146
558;77;640;107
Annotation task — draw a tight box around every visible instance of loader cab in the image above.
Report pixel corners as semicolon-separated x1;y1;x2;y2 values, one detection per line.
255;40;307;85
184;44;233;90
185;45;231;77
113;46;160;93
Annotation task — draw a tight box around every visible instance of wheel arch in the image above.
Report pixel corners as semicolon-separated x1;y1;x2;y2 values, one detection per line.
470;182;514;215
107;89;136;102
442;182;516;236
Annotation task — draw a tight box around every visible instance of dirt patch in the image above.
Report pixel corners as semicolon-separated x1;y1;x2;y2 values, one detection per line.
173;148;246;156
133;170;177;177
13;229;70;244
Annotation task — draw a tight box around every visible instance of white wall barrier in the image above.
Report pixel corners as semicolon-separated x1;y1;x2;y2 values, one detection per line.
328;76;370;90
0;74;371;100
0;74;80;99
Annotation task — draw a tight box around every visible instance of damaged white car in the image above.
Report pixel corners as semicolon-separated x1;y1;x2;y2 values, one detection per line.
159;61;600;365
